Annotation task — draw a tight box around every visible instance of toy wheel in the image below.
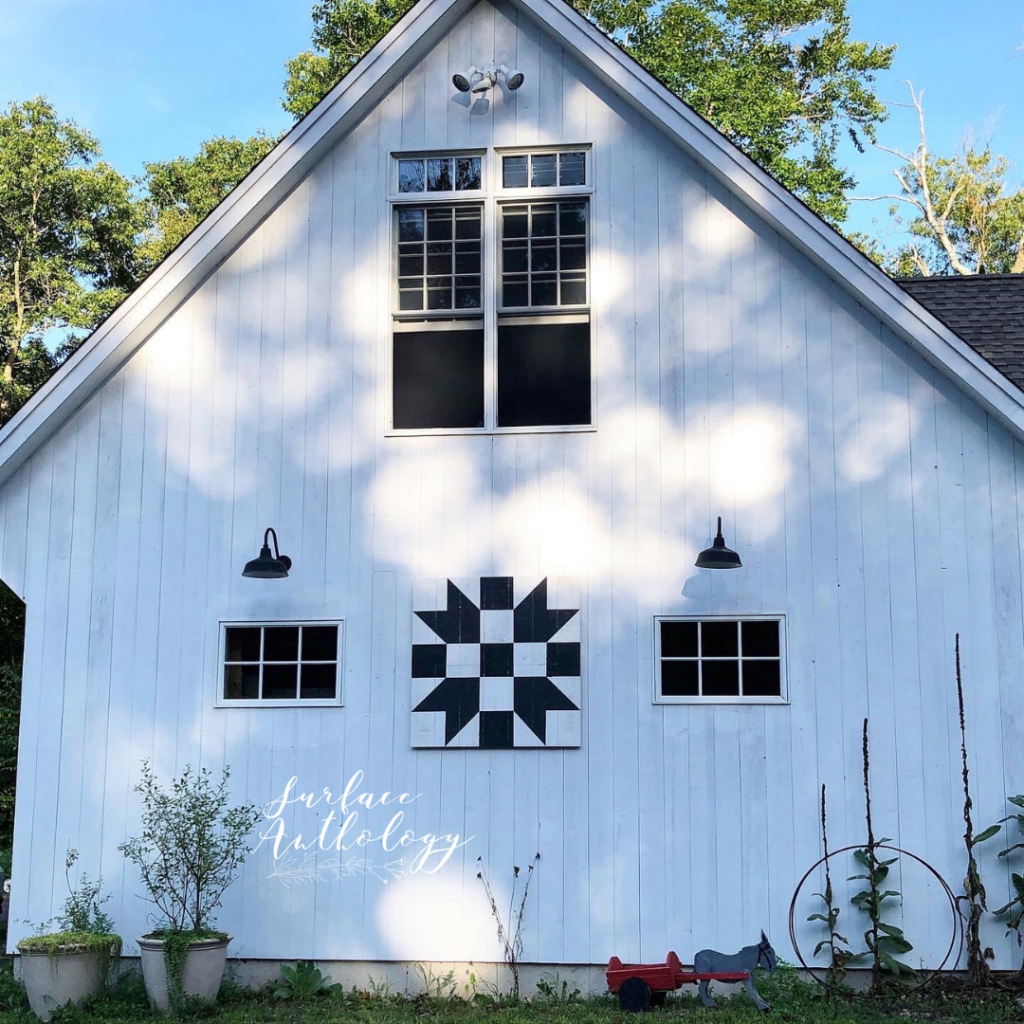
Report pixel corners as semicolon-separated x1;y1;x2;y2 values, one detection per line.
650;992;667;1008
618;977;652;1013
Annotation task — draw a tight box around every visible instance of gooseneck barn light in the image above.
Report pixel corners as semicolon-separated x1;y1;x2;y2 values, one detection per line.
452;63;525;93
695;517;742;570
242;527;292;579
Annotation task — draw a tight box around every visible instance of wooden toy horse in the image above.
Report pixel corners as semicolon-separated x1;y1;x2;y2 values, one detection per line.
693;931;777;1011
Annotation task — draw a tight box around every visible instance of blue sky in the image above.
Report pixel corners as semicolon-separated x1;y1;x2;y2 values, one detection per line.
1;0;1021;242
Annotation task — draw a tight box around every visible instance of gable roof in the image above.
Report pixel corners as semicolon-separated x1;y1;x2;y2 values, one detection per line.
897;274;1024;392
2;0;1024;489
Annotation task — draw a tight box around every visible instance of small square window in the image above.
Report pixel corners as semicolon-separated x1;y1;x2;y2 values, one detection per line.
655;617;785;702
221;623;342;704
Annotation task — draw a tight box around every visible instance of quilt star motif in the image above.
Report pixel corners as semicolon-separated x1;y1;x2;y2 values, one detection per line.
411;576;582;748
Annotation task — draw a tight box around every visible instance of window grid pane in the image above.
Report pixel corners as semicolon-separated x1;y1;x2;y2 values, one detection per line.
501;151;587;188
659;619;781;698
397;206;482;313
502;201;587;309
223;624;340;701
399;156;481;193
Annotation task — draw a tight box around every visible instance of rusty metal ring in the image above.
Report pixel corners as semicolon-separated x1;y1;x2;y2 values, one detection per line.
788;843;962;994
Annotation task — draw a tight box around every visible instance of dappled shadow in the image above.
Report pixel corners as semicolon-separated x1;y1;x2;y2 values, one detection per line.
5;0;1022;984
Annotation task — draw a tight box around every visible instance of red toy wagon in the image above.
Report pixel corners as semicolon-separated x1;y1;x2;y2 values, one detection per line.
606;952;751;1012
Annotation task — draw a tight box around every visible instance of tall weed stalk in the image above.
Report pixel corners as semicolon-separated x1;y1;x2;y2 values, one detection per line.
477;852;540;999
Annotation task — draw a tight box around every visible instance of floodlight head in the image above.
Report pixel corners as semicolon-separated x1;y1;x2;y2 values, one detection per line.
452;65;479;92
500;64;525;90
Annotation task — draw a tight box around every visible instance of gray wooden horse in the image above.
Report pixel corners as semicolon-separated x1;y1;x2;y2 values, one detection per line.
693;931;777;1011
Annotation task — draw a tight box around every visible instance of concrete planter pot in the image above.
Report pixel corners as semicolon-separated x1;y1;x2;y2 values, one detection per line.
137;933;231;1012
19;946;110;1022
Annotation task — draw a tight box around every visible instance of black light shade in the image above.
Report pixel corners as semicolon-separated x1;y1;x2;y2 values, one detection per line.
505;68;525;90
452;71;473;92
243;527;292;579
695;516;742;569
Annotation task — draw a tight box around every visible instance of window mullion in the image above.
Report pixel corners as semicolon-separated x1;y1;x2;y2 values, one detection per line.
258;627;265;700
483;194;498;430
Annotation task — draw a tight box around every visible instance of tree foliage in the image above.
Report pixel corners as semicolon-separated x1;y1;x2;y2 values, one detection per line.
854;85;1024;276
582;0;894;224
137;133;279;272
282;0;893;223
0;98;142;425
283;0;417;118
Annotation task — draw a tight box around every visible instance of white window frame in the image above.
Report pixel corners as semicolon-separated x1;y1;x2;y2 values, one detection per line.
653;614;789;706
385;145;597;437
216;620;345;709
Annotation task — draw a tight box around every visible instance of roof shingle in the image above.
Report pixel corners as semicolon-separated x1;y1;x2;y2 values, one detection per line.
897;274;1024;392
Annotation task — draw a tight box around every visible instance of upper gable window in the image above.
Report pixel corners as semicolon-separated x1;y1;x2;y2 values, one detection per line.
390;147;592;434
398;155;482;193
502;150;587;189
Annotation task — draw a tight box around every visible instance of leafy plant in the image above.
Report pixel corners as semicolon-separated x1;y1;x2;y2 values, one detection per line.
850;720;914;988
119;760;260;1005
477;852;540;1000
365;976;394;1000
118;760;260;933
979;795;1024;976
807;784;861;985
16;847;121;961
59;848;115;936
414;963;457;1002
270;961;341;1001
535;974;581;1004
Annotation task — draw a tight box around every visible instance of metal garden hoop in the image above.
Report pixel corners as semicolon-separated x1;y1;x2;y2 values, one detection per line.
788;843;962;993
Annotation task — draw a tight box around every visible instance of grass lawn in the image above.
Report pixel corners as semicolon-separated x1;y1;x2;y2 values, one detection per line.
0;962;1020;1024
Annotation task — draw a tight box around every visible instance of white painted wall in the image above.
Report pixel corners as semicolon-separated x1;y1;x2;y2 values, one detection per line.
1;0;1022;974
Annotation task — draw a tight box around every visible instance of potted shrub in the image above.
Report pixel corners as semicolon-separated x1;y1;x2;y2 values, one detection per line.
17;849;121;1021
119;760;260;1012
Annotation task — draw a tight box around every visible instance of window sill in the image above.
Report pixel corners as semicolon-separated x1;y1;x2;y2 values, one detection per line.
653;696;790;706
215;699;344;709
385;423;597;437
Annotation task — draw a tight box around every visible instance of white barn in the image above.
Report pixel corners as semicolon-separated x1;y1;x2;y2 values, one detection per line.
2;0;1023;985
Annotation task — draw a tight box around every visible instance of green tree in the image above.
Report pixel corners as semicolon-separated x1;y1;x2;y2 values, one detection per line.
283;0;417;118
0;98;142;426
137;133;279;272
855;86;1024;276
282;0;894;224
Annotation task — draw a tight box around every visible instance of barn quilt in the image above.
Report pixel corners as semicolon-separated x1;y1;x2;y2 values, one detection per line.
411;576;581;748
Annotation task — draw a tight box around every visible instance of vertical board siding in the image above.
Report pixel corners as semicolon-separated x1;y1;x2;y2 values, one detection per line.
2;0;1023;974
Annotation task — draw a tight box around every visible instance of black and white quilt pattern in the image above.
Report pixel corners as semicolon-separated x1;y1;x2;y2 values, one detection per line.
411;576;581;749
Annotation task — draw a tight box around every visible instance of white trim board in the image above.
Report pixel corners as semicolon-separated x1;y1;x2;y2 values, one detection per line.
0;0;1022;491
